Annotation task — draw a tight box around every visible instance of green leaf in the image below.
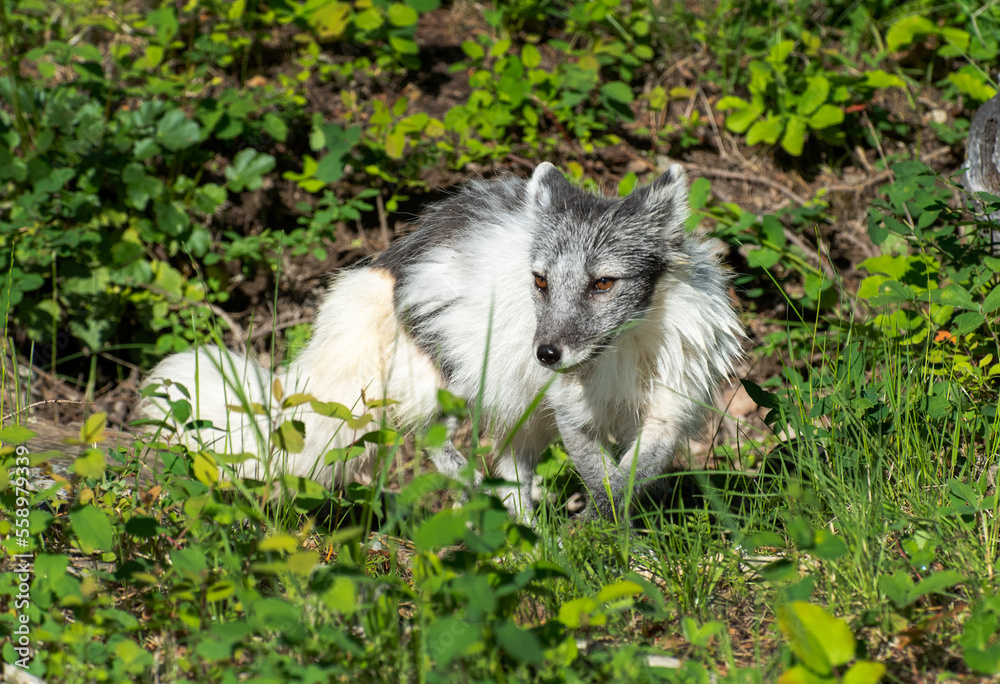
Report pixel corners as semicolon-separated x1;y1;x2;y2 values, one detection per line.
80;412;107;444
747;247;781;269
192;450;220;486
461;40;484;60
600;81;634;104
911;569;964;598
156;109;202;151
716;95;750;111
596;580;643;603
781;115;807;156
843;661;887;684
948;71;998;102
886;15;937;52
414;509;468;550
806;104;844;129
879;570;915;607
984;285;1000;314
271;420;306;453
863;70;905;89
122;163;163;210
495;622;544;664
69;505;114;554
746;114;784;145
934;284;977;310
778;601;855;675
724;106;761;134
521;43;541;68
387;2;418;26
72;448;106;479
558;597;602;628
426;616;480;665
315;125;362;183
259;534;299;553
262;112;288;142
0;425;35;444
305;0;350;39
812;529;848;560
797;74;829;116
225;148;276;192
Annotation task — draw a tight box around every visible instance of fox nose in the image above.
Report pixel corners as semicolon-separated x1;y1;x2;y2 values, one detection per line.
536;344;561;366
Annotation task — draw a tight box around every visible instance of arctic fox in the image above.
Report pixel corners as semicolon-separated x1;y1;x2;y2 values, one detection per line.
139;163;744;523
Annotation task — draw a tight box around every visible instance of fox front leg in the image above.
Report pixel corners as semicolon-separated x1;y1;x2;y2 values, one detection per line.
555;422;633;524
559;417;683;525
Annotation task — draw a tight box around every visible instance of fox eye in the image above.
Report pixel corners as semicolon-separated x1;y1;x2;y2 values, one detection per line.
593;277;616;292
534;274;548;291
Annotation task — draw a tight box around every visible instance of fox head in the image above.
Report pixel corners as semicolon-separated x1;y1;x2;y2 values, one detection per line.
526;162;690;370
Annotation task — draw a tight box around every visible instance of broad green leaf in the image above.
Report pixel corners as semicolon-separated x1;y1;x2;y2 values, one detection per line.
843;661;887;684
558;597;602;628
388;3;418;26
414;509;468;550
426;616;480;665
156;109;202;151
879;570;915;607
778;601;855;674
746;114;784;145
259;534;299;553
964;645;1000;676
72;449;106;479
797;74;829;116
206;580;236;602
522;43;541;68
192;451;220;486
305;0;350;39
69;505;114;554
262;112;288;142
939;26;971;53
600;81;634;104
385;130;406;159
747;247;781;269
596;580;643;603
911;569;964;598
725;106;761;134
934;284;977;310
360;429;402;446
271;420;306;453
461;40;484;60
983;285;1000;314
886;15;937;52
863;70;905;89
122;162;164;210
778;664;829;683
948;71;998;102
0;425;35;444
811;529;848;560
781;115;807;156
355;7;383;30
768;39;795;65
225;148;276;192
716;95;750;111
495;622;544;665
323;577;358;615
79;412;107;444
807;104;844;129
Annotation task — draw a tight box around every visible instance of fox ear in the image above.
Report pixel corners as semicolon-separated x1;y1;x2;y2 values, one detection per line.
526;162;571;210
638;163;690;248
647;164;688;209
